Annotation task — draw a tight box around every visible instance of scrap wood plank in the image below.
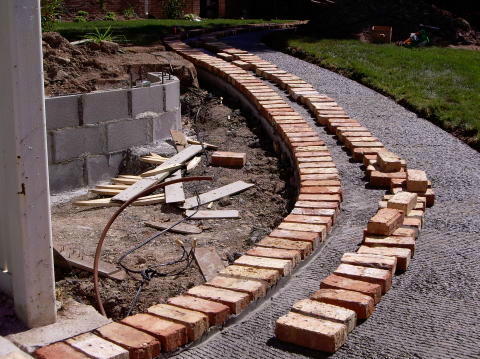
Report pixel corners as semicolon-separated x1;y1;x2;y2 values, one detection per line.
165;170;185;204
186;156;202;173
170;129;188;151
112;145;203;203
74;194;165;208
145;221;202;234
185;210;240;219
194;247;225;281
187;139;219;150
53;246;126;280
181;181;254;209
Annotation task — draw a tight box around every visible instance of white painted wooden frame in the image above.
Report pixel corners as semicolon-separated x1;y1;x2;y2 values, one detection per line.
0;0;57;327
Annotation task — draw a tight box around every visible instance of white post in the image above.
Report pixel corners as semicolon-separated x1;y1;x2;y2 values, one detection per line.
0;0;57;327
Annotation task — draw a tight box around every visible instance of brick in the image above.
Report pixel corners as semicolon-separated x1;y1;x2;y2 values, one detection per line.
205;276;266;300
320;274;382;304
370;170;407;188
403;216;423;230
186;285;250;315
167;295;230;326
291;299;356;333
66;333;129;359
291;207;336;218
425;188;435;207
82;89;129;125
278;222;327;240
210;151;246;167
106;118;152;152
95;322;160;359
295;201;340;212
407;169;428;192
51;125;106;163
311;289;375;319
298;157;335;164
35;342;89;359
220;264;280;286
377;151;402;172
246;246;301;266
297;194;341;202
364;235;416;253
341;252;397;274
300;174;339;181
285;213;332;230
387;191;417;214
391;226;418;238
234;255;293;276
299;168;339;175
270;228;320;247
367;208;404;235
147;304;208;341
357;245;411;271
121;313;187;352
45;94;80;130
352;147;385;161
299;186;341;196
257;237;313;258
275;312;347;352
333;263;392;294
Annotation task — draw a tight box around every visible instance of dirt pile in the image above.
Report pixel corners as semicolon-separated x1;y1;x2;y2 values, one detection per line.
43;32;198;96
307;0;480;45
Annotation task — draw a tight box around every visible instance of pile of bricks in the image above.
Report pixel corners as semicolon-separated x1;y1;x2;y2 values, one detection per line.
32;39;343;358
193;40;435;353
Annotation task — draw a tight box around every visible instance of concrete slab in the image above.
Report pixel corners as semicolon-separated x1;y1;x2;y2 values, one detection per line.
7;300;111;354
0;337;32;358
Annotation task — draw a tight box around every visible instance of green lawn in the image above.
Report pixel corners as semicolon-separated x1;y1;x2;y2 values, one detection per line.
265;33;480;145
53;18;295;44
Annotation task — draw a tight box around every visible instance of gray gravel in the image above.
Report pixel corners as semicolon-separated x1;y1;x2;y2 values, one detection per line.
175;31;480;359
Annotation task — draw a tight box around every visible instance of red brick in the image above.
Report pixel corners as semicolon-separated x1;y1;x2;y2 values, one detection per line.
370;170;407;188
147;304;208;342
275;312;347;352
333;263;392;294
341;252;397;275
311;289;375;319
320;273;382;304
95;322;160;359
285;213;332;230
366;208;404;235
357;246;412;271
187;285;250;314
295;200;340;212
220;264;280;286
278;222;327;240
364;235;416;253
270;229;320;247
210;151;246;168
246;246;301;266
205;275;266;300
234;255;293;276
121;313;188;352
35;342;90;359
387;191;418;214
406;169;428;192
257;237;313;258
297;194;341;202
291;207;336;220
167;295;230;326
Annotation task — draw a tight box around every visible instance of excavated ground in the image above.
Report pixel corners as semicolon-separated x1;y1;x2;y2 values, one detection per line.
172;31;480;359
53;87;294;320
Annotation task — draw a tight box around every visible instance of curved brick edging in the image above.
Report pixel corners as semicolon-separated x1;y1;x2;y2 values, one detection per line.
45;74;181;192
197;39;436;352
33;38;343;358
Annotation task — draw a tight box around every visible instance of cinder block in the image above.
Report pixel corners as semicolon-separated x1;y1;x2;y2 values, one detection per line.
82;89;129;125
131;85;164;116
164;79;180;112
85;153;124;185
45;94;80;130
51;125;106;163
48;158;85;192
106;118;152;152
151;111;180;142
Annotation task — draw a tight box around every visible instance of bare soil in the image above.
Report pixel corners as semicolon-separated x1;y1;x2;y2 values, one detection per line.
53;87;295;320
42;32;198;96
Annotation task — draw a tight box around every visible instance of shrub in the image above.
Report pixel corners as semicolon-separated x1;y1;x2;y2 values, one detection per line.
41;0;64;31
104;11;117;21
165;0;184;19
123;7;136;19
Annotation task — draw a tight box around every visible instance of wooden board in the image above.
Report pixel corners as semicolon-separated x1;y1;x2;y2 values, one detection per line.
145;221;203;235
165;170;185;204
170;129;188;151
181;181;254;210
53;247;126;280
185;210;240;219
194;247;225;281
112;145;203;203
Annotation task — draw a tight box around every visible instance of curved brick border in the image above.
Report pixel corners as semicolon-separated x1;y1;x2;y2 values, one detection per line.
33;38;344;358
195;39;436;352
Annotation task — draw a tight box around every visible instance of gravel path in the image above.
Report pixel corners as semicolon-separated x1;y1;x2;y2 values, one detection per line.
175;31;480;359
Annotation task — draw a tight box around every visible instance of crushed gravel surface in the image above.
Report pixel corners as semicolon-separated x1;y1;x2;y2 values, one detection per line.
174;31;480;359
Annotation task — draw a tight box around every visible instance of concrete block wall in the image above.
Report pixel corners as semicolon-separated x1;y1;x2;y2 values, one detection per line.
45;75;181;193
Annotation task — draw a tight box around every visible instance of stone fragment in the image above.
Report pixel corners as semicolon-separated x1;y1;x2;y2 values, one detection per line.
257;237;313;258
